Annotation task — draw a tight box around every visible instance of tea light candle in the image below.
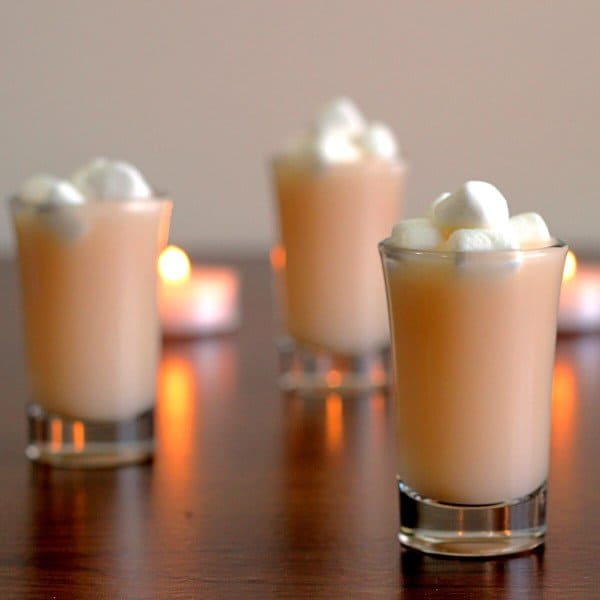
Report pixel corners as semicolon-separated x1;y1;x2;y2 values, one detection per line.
158;246;240;337
558;251;600;333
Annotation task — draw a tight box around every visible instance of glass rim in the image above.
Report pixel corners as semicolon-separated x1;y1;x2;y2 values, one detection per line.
269;153;408;171
378;237;568;259
9;194;171;211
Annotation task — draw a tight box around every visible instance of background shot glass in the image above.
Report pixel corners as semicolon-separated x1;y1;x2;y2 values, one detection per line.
380;240;567;557
12;198;172;468
271;158;405;394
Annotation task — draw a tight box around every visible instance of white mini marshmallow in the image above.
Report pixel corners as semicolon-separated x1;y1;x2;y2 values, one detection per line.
444;227;520;252
391;218;442;250
317;130;361;163
431;181;509;233
427;192;451;218
316;97;366;137
42;207;89;243
19;174;85;206
509;212;551;247
360;123;398;160
71;158;152;200
280;98;401;167
18;175;88;242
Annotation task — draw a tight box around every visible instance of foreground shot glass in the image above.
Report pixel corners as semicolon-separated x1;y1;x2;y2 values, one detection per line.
379;240;567;557
12;197;172;467
271;99;406;394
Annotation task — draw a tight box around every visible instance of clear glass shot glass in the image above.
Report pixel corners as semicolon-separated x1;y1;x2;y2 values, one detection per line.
379;239;567;557
271;157;406;394
11;197;172;468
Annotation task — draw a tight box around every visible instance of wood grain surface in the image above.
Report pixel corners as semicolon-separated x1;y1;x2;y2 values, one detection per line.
0;257;598;599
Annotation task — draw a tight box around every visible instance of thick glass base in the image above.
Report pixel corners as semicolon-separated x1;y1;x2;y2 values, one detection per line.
278;338;388;395
26;404;154;469
398;480;547;558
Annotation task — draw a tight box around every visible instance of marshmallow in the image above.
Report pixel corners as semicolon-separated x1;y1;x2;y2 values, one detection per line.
509;213;551;248
444;228;520;252
42;207;89;243
19;175;85;207
317;130;361;163
280;97;401;166
427;192;450;219
391;218;442;250
431;181;509;233
388;180;552;256
361;123;398;161
316;97;366;137
71;158;152;200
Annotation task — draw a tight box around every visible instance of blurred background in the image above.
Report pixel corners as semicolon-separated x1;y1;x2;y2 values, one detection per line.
1;1;598;256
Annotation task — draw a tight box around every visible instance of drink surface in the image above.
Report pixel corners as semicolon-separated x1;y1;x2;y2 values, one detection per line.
14;200;170;421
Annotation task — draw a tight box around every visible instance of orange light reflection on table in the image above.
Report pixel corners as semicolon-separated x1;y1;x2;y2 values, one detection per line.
72;421;85;452
326;369;342;388
270;244;286;271
157;353;196;463
552;359;577;453
50;418;62;452
326;393;344;454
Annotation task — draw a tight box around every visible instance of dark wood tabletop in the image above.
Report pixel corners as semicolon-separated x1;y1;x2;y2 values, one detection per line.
0;257;599;599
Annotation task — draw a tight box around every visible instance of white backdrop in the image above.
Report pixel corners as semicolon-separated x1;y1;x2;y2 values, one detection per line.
1;1;599;255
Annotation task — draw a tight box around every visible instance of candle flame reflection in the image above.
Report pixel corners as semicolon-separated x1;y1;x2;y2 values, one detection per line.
552;359;577;451
563;251;577;282
326;393;344;454
72;421;85;452
270;244;286;271
50;418;62;451
158;245;191;285
326;369;342;388
157;353;196;461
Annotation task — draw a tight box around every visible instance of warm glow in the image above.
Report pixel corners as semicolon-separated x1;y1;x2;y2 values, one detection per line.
370;392;385;415
325;369;342;388
326;393;343;454
370;363;387;387
158;245;191;284
157;354;196;461
563;251;577;282
50;418;62;452
552;359;577;450
159;355;195;419
72;421;85;452
270;244;286;271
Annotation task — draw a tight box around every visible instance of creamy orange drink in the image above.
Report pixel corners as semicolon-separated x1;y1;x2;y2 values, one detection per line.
12;159;171;467
380;181;566;557
273;98;405;391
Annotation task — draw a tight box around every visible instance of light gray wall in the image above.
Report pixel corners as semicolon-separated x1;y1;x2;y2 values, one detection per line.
1;1;599;256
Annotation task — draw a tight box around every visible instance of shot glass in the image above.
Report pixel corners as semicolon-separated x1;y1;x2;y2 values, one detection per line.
271;159;405;394
12;197;172;468
379;239;567;557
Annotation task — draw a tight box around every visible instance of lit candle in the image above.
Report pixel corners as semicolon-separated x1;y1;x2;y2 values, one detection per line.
158;245;240;337
558;251;600;333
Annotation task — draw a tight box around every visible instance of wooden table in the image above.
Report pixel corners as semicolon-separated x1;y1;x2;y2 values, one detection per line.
0;257;598;598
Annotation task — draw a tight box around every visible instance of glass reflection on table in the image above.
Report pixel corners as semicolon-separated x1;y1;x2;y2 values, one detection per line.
279;390;397;587
399;547;544;598
27;465;152;594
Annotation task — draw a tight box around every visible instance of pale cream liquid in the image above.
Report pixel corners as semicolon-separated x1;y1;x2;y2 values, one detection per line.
14;201;171;421
385;247;565;504
274;159;404;354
